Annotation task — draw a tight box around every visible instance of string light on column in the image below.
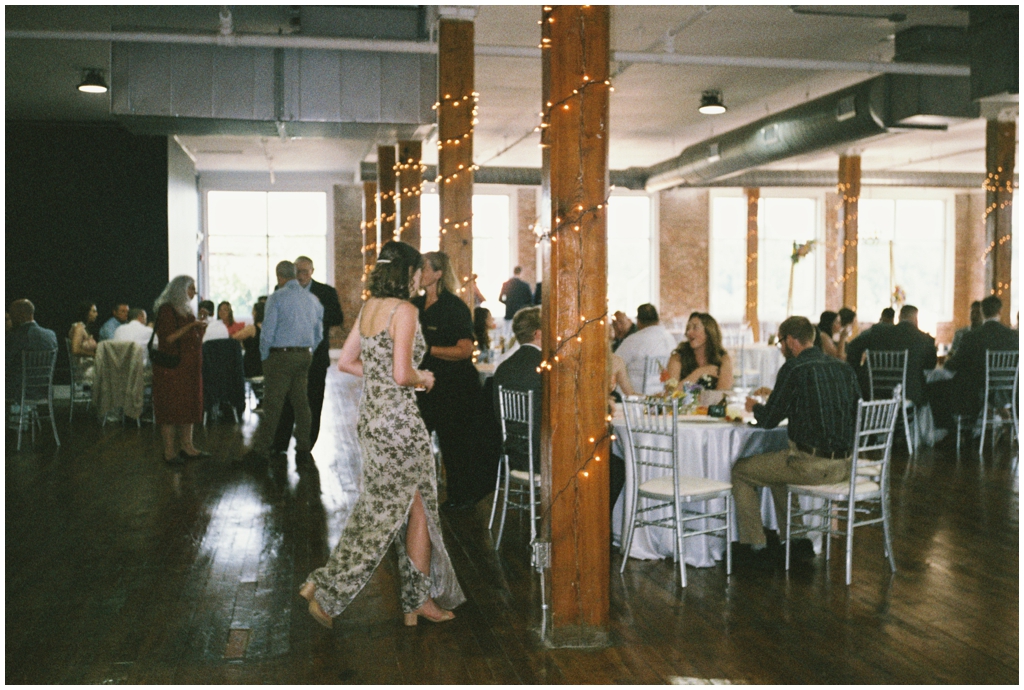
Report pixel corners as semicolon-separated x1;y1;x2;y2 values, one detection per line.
433;91;480;238
393;156;427;243
979;166;1016;295
830;180;859;289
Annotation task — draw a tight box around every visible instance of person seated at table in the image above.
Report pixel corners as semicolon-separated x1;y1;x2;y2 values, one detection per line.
216;301;246;338
839;306;857;337
610;310;636;352
664;312;733;391
814;310;848;360
614;304;679;394
98;302;129;341
68;300;99;380
473;306;495;356
201;300;230;341
7;299;58;398
732;316;861;569
948;300;982;359
112;308;154;366
607;329;637;401
845;304;936;408
492;306;542;473
929;295;1018;433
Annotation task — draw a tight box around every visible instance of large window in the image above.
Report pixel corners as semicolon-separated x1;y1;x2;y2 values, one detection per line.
858;196;952;331
606;195;654;315
206;191;327;321
710;193;822;326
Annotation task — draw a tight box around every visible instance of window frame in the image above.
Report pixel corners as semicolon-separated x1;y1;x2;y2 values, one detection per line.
606;188;659;314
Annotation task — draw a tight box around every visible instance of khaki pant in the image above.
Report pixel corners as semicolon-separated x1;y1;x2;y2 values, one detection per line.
732;441;850;546
252;350;312;454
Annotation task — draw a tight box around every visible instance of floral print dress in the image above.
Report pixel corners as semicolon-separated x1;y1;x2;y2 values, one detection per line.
306;304;466;616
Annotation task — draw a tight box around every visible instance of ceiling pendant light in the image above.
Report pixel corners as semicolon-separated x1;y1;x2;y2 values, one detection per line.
77;68;108;94
698;90;726;115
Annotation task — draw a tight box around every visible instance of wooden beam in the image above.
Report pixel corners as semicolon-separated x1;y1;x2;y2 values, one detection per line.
377;145;397;244
396;140;423;251
838;154;861;311
542;4;610;645
985;119;1015;323
744;188;760;342
361;181;377;300
437;17;476;309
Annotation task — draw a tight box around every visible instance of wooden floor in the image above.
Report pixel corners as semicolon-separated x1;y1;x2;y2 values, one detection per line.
6;369;1019;684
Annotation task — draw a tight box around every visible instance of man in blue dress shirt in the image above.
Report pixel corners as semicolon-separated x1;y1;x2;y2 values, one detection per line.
98;302;129;341
246;260;323;462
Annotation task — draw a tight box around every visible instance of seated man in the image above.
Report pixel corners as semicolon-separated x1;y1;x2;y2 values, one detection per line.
930;295;1018;432
98;302;129;341
613;304;678;394
948;300;982;359
846;305;935;407
732;316;861;568
113;308;154;366
6;299;59;399
492;306;542;472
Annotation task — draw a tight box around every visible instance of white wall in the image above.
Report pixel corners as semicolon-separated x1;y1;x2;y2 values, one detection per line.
167;138;200;282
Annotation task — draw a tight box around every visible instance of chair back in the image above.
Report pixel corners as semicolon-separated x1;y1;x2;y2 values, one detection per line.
497;386;533;472
641;355;668;395
984;350;1018;393
850;384;902;483
93;340;146;418
865;349;908;401
202;339;246;414
621;396;678;475
18;349;58;404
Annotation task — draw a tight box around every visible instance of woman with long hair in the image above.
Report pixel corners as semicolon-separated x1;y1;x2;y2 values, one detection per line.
412;251;492;509
218;300;246;338
814;310;846;360
68;300;99;380
152;275;209;464
665;312;734;390
300;240;464;628
473;306;495;355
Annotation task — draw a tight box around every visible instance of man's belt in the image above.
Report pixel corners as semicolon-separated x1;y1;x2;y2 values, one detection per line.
269;346;311;353
794;442;850;460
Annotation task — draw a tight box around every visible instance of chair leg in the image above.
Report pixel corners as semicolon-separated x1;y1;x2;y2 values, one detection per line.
845;498;855;586
725;495;733;576
978;404;988;457
528;471;537;543
882;494;896;575
785;491;793;572
902;405;914;455
674;496;687;588
47;400;60;447
825;500;833;562
487;462;503;530
619;489;640;574
494;460;512;551
955;416;962;458
16;405;26;452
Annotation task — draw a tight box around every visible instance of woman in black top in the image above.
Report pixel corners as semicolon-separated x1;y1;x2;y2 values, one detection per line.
412;251;492;509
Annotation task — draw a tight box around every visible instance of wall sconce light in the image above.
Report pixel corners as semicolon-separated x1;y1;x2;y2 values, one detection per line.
77;68;108;94
698;90;726;115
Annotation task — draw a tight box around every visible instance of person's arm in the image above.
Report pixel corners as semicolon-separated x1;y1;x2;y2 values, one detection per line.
319;283;344;329
664;352;682;390
747;362;793;428
337;316;364;378
845;330;868;367
70;323;96;356
391;302;434;390
259;300;277;361
613;355;637;396
921;336;937;371
311;302;324;352
820;335;839;359
232;323;256;341
715;353;734;390
429;338;474;361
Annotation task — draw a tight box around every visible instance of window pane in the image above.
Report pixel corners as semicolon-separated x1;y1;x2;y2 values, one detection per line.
709;196;746;322
208;191;267;236
268;192;327;236
759;198;818;322
420;193;440;253
607;196;652;315
208;254;271;321
471;195;510;313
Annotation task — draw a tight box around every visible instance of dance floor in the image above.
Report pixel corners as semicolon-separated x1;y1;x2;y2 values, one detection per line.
5;367;1019;684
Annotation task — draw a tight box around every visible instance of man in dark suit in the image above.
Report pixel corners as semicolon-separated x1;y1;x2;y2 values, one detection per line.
492;306;542;472
931;295;1018;431
846;305;935;406
498;267;535;336
272;255;343;453
6;299;59;398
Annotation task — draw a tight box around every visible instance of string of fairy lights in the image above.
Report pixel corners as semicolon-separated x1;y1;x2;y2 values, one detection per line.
980;165;1015;299
433;92;480;239
393;156;425;244
830;179;859;292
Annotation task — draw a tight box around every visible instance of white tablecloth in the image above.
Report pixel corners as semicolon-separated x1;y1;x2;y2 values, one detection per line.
729;343;785;390
611;415;791;568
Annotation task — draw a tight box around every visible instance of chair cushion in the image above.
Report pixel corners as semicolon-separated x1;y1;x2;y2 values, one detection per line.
789;478;880;500
638;475;732;500
510;469;541;484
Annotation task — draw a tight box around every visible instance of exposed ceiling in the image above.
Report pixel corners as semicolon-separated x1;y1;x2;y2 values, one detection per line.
5;5;1017;181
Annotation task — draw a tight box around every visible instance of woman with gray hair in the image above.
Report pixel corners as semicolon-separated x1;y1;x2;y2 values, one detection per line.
152;275;209;464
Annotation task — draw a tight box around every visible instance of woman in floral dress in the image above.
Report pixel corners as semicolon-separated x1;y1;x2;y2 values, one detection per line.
300;241;465;628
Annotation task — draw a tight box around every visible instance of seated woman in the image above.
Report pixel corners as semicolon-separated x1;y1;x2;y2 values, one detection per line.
68;300;99;381
473;306;495;357
218;301;247;338
236;301;265;379
814;310;847;360
664;312;733;391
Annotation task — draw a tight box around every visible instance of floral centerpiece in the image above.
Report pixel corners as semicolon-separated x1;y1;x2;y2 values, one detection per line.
787;240;816;316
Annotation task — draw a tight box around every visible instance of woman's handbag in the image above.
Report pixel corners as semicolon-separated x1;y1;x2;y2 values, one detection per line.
148;328;180;369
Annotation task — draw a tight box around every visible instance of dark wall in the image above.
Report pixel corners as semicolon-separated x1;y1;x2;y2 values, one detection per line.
6;122;169;381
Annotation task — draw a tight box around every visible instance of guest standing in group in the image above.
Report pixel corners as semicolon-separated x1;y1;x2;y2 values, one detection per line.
664;312;734;391
272;256;343;454
732;316;861;568
152;276;209;464
498;266;534;338
246;260;323;463
299;240;464;629
68;300;99;381
413;251;491;509
98;302;129;341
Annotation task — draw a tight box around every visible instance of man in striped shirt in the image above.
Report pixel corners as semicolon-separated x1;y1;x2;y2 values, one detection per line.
732;315;861;566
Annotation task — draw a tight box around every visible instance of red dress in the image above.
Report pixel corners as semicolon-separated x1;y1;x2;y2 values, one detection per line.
152;304;203;424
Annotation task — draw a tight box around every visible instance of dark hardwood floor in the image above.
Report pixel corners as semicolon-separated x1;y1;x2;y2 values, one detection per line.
6;370;1019;684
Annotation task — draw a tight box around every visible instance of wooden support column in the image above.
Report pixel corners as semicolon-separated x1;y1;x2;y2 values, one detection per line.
838;153;861;311
361;181;378;300
542;4;611;645
744;188;760;342
396;140;423;250
437;11;476;309
984;119;1015;323
377;145;397;245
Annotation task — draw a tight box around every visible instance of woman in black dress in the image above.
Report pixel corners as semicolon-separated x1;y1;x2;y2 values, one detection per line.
412;251;492;509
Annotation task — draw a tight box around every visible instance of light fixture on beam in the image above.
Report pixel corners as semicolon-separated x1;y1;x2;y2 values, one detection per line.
77;68;108;94
698;90;726;115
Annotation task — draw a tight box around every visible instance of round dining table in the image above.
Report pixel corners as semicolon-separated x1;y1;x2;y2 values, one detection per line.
611;409;822;569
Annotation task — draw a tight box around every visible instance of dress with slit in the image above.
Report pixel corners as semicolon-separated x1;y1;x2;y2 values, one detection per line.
306;303;466;616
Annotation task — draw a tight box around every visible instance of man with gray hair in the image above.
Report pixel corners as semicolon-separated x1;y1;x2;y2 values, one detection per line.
6;299;58;398
245;260;323;464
